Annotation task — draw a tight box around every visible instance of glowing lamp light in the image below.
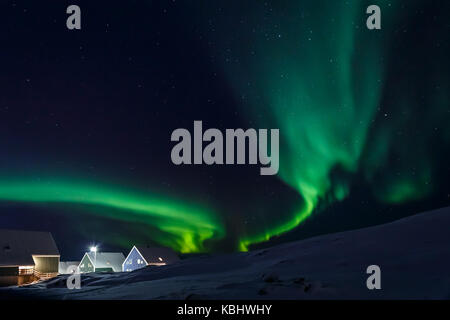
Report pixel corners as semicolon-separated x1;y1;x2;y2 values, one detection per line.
90;246;98;253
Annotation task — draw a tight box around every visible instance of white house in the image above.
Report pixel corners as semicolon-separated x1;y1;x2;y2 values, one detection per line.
78;252;125;273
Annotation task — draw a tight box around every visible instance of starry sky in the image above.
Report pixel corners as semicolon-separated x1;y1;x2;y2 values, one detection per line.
0;0;449;259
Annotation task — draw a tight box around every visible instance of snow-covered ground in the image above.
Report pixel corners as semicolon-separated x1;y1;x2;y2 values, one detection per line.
2;206;450;299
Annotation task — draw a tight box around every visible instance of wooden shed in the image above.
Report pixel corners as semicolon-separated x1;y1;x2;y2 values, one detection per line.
0;229;60;286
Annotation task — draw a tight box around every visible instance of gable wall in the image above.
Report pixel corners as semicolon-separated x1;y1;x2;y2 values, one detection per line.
79;254;94;273
33;256;59;273
123;247;147;272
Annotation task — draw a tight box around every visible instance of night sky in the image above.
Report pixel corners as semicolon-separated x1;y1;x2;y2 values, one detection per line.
0;0;449;260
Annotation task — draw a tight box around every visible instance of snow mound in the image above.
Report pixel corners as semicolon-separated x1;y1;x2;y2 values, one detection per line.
2;206;450;299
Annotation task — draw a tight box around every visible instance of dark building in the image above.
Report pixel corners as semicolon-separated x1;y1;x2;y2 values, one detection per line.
0;229;60;286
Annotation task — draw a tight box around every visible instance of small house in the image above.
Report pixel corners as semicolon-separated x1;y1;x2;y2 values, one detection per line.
78;252;125;273
123;245;180;272
0;229;60;286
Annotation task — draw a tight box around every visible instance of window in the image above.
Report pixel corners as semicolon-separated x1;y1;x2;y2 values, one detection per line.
137;259;141;264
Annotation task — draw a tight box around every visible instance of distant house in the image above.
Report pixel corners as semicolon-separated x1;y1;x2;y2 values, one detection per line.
59;261;80;274
78;252;125;273
0;229;60;286
123;245;180;272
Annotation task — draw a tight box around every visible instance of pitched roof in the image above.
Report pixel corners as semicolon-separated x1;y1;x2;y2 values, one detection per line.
86;252;125;272
135;246;180;265
0;229;60;267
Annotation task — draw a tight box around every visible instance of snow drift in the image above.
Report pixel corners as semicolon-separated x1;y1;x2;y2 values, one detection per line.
1;206;449;299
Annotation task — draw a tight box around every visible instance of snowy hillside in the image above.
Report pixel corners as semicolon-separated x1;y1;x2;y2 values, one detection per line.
2;206;450;299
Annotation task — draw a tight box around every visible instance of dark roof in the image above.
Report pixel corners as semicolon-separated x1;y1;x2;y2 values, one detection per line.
135;246;180;264
0;229;60;266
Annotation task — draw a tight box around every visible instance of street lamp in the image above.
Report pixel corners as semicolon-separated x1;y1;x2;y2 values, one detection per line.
90;246;97;272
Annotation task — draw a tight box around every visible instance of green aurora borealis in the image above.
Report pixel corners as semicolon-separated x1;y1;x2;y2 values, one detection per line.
234;1;393;250
192;0;449;251
0;179;224;253
0;1;449;254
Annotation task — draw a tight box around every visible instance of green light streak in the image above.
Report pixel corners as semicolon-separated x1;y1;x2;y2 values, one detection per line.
0;179;224;253
230;1;387;250
195;1;433;250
